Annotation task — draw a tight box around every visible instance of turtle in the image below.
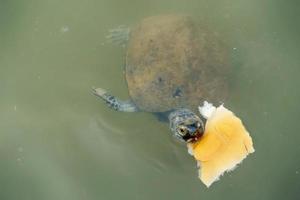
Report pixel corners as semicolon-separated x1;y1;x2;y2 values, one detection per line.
92;14;230;142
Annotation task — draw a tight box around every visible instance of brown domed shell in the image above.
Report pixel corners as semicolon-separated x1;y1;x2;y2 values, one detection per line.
125;15;230;112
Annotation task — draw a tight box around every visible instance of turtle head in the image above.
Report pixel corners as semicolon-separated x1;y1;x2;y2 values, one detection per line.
168;109;204;143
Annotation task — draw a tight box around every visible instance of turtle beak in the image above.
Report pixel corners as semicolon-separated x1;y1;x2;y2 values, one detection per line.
187;124;198;134
183;123;204;142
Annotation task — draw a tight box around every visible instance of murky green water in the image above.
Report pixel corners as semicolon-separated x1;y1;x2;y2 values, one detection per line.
1;0;300;199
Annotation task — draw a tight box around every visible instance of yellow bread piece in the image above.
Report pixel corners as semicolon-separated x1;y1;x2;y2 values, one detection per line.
188;105;254;187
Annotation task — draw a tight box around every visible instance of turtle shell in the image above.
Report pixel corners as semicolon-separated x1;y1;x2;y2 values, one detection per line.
125;15;230;112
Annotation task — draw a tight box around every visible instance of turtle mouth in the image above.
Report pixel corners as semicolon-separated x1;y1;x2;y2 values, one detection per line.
186;130;203;142
183;129;204;143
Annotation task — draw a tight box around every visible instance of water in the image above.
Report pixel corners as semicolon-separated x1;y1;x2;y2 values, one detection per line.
0;0;300;199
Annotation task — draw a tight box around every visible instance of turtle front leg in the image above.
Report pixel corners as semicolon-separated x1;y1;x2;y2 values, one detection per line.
92;88;138;112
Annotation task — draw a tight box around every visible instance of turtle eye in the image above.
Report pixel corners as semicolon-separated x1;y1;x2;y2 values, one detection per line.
177;126;188;136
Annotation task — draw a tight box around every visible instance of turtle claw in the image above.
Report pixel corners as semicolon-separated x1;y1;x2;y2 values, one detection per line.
92;87;107;98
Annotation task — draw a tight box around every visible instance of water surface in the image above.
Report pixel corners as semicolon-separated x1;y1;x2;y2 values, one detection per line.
0;0;299;199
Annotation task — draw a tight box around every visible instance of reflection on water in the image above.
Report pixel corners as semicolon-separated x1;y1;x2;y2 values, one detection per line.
0;0;299;199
